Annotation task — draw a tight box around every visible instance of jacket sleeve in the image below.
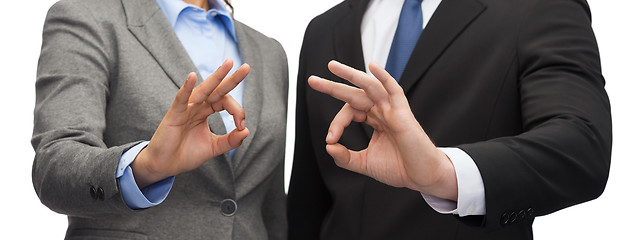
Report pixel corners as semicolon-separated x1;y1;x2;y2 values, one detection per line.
32;1;134;217
459;0;611;230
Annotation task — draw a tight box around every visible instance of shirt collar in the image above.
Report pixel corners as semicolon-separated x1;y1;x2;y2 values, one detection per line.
156;0;237;41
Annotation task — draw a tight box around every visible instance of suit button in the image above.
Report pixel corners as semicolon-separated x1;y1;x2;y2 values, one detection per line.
89;186;97;200
518;210;526;220
96;187;105;201
527;208;534;217
510;212;518;223
220;199;237;216
500;212;509;226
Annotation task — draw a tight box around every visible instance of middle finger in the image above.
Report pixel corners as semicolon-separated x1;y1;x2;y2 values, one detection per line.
327;60;390;105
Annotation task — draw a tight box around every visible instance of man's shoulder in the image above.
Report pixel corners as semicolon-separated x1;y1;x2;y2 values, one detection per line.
308;0;356;29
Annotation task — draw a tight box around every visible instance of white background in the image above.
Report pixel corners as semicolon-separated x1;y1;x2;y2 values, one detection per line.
1;0;622;239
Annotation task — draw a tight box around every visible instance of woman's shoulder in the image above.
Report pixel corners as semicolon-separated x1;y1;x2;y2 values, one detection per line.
233;20;286;63
50;0;124;14
233;21;283;50
47;0;125;23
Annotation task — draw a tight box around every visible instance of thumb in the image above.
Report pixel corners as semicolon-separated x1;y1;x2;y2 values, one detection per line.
327;143;365;175
212;128;250;155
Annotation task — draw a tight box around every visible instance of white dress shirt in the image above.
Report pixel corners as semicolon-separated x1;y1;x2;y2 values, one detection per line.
361;0;486;216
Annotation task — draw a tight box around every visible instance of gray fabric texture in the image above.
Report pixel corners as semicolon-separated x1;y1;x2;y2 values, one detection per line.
32;0;288;239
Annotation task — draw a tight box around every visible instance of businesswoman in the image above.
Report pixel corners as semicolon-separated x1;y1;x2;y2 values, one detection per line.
32;0;288;239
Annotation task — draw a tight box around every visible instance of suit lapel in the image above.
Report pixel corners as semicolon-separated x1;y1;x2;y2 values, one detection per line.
333;0;485;139
334;0;370;74
122;0;198;89
232;22;263;174
399;0;486;92
121;0;230;162
333;0;375;138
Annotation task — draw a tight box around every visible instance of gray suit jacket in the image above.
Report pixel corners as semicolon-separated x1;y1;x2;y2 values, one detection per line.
32;0;288;239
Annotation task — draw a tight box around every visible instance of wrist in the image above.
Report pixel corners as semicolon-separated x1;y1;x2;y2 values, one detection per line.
431;151;459;201
131;146;170;189
411;150;458;201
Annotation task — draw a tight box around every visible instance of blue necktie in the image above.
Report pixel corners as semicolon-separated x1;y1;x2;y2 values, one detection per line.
385;0;424;81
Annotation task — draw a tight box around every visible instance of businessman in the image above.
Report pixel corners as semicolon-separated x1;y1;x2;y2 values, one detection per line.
288;0;612;239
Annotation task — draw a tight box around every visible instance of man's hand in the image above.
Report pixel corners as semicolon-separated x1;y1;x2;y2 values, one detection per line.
309;60;458;201
131;59;250;188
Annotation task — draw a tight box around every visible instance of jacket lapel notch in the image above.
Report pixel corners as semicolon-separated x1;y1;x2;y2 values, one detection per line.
122;0;198;89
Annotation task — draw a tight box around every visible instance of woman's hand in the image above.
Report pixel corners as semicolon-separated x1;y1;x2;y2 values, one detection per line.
309;60;458;201
131;59;250;188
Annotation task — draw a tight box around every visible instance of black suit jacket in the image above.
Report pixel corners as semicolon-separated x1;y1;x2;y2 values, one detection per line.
287;0;611;239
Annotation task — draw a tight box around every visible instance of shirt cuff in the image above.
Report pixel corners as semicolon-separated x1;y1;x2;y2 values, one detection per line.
421;147;486;217
117;141;174;209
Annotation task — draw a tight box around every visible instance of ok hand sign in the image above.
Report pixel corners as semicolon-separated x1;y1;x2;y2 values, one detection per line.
309;60;458;201
132;59;249;188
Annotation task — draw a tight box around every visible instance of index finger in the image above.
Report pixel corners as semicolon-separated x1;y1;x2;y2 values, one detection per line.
326;103;367;144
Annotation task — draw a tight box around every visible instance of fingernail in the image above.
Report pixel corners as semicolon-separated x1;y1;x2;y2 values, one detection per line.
326;131;333;142
241;120;246;130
